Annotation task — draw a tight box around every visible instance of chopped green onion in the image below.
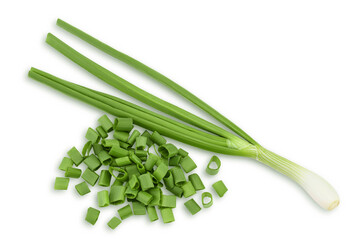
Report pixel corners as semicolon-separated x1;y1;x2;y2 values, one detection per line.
109;185;126;205
188;173;205;191
136;163;146;174
113;131;129;142
170;167;186;186
59;157;73;171
128;175;140;190
153;162;168;181
148;187;162;206
109;167;128;182
144;153;158;171
179;156;197;173
181;181;196;198
177;148;188;157
158;143;178;158
125;165;140;178
114;156;132;167
184;199;201;215
109;145;128;158
135;150;147;158
161;195;176;208
107;217;121;229
137;172;154;191
96;126;108;139
102;139;119;148
114;117;133;132
98;190;110;207
163;171;175;189
98;114;113;132
119;141;130;149
141;131;153;147
129;151;142;165
160;208;175;223
135;136;147;150
146;206;158;222
54;177;70;190
85;127;100;144
98;170;111;187
150;131;166;146
117;204;133;220
75;181;91;196
167;186;184;198
127;130;140;146
206;155;221;175
82;141;92;157
201;192;213;208
97;150;112;165
132;201;146;215
82;168;99;186
92;143;103;155
136;191;153;205
65;167;82;178
125;185;139;199
67;146;83;166
83;154;101;171
85;207;100;225
169;155;181;166
212;180;228;197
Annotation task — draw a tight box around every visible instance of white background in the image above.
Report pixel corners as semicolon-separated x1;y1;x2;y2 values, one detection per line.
1;0;359;239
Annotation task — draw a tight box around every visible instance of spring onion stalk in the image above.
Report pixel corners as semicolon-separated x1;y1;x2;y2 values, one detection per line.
29;22;340;210
45;32;248;150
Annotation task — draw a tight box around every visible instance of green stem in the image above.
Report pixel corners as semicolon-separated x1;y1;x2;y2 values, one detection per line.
56;18;257;145
46;32;241;142
29;68;248;156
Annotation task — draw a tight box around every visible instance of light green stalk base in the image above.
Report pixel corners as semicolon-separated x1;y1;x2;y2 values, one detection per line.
245;146;339;210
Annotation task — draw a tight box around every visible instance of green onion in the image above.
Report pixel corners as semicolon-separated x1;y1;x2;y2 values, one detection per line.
98;170;111;187
128;175;140;190
114;118;133;132
212;180;228;197
148;187;162;206
179;156;197;173
97;190;110;207
146;206;158;222
98;115;113;132
117;204;133;220
132;201;146;215
114;156;132;167
138;172;154;191
160;195;176;208
65;167;82;178
58;157;73;171
32;20;340;210
201;192;213;208
107;217;121;229
67;146;83;166
188;173;205;191
83;154;101;171
206;156;221;175
54;177;70;190
181;181;196;198
113;131;129;142
85;207;100;225
75;181;91;196
96;126;108;139
136;191;153;205
184;199;202;215
160;208;175;223
109;185;126;205
85;127;100;144
82;168;99;186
